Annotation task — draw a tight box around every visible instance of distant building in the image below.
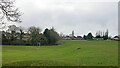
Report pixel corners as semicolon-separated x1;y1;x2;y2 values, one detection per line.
62;31;83;40
69;34;72;37
72;30;74;37
76;36;83;40
64;36;71;40
22;33;30;41
112;36;120;41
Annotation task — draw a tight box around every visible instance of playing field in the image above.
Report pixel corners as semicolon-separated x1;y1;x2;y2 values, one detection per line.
2;40;118;66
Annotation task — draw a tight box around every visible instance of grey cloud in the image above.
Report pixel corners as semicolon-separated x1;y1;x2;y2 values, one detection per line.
16;1;118;37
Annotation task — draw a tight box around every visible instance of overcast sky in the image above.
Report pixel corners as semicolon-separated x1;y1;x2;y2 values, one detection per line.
15;0;119;37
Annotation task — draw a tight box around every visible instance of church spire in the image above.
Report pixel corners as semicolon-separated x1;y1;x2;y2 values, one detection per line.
72;30;74;37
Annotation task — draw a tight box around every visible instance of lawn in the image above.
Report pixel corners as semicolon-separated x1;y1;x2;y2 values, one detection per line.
2;40;118;66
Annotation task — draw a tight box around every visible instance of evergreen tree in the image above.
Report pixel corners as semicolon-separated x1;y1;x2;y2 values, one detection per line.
86;33;93;40
43;28;60;45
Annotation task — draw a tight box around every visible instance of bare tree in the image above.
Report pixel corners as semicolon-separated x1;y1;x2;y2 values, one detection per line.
0;0;22;29
7;25;19;32
28;26;42;45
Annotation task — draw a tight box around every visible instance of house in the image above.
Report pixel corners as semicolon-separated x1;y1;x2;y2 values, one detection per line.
22;33;30;41
76;36;83;40
64;36;71;40
112;36;120;41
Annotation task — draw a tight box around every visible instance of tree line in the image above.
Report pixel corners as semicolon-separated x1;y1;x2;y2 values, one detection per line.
2;25;60;46
83;29;109;40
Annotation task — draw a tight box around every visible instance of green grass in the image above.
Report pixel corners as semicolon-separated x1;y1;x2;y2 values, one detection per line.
2;40;118;66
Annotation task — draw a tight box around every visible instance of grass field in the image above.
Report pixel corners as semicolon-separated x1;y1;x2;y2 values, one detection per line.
2;40;118;66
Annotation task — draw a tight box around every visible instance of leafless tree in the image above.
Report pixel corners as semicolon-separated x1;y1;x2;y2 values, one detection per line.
0;0;22;29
